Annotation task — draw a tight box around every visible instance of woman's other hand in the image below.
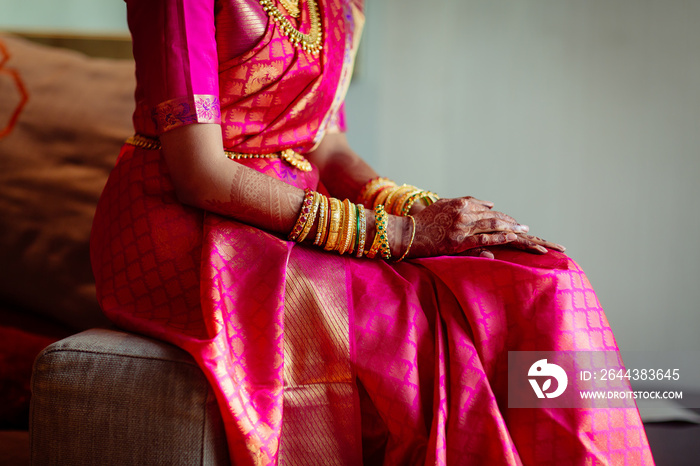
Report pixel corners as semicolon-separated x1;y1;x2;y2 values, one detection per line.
397;197;565;259
457;233;566;259
402;197;526;258
510;233;566;254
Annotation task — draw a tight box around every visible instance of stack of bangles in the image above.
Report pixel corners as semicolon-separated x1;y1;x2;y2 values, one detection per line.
288;179;438;262
356;177;439;216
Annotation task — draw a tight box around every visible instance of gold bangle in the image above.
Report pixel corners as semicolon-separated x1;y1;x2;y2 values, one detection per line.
394;215;415;263
400;190;441;216
297;191;320;243
365;181;396;207
374;185;396;209
385;185;416;215
357;176;388;199
336;199;348;254
319;196;331;246
358;178;396;208
324;198;342;251
338;199;355;255
355;204;366;258
365;230;382;259
314;195;329;246
383;184;405;207
348;202;357;255
400;190;426;216
357;177;396;207
366;205;391;260
335;199;346;252
394;189;422;216
365;206;382;259
421;191;440;205
377;205;392;260
289;188;315;241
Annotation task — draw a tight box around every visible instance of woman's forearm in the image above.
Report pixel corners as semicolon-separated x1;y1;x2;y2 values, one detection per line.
305;132;379;201
159;125;409;256
160;123;305;235
306;132;426;256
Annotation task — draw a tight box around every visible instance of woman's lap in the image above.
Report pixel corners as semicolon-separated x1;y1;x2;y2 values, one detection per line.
91;148;653;465
349;253;652;464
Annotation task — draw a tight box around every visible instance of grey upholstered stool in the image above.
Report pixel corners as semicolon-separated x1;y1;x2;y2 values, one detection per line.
30;328;230;465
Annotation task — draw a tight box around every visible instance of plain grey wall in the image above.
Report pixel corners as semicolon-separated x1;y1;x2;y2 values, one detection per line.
346;0;700;354
0;0;127;33
3;0;699;355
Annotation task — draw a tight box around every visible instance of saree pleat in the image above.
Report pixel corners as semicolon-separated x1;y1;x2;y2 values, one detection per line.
280;247;360;464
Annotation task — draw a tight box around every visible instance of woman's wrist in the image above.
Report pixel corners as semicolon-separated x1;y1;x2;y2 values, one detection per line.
387;214;411;260
287;189;416;261
408;200;427;216
364;208;376;249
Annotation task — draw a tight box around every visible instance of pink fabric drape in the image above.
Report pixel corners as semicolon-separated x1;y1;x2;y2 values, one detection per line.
91;0;654;464
350;251;653;464
92;146;654;464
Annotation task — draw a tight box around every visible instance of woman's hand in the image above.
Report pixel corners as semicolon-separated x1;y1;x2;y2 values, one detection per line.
396;197;565;259
458;233;566;259
399;197;525;258
511;233;565;253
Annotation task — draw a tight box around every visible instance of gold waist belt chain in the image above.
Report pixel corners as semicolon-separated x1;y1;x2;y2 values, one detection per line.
125;134;312;172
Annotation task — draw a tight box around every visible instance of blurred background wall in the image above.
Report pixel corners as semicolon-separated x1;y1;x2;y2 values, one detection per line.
347;0;700;359
2;0;699;357
0;0;127;34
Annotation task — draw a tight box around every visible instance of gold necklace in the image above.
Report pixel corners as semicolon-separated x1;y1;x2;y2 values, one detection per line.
278;0;300;18
258;0;323;55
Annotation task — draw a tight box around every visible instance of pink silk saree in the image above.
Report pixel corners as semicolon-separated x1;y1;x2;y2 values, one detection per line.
90;0;654;464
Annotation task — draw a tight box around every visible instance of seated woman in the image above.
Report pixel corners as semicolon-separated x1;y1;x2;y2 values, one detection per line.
90;0;654;464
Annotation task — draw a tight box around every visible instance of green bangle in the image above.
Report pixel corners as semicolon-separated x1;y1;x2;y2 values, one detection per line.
374;205;391;260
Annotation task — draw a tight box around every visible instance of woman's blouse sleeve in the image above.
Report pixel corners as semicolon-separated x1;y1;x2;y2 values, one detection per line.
127;0;220;135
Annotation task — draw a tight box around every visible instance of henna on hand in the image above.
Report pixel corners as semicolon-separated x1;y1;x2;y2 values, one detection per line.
407;197;527;258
